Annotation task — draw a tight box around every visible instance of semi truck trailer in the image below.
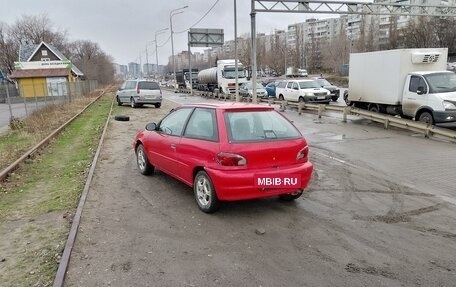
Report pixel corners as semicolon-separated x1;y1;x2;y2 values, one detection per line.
197;60;247;94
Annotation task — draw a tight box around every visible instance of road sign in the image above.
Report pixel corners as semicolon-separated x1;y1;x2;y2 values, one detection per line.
188;29;224;48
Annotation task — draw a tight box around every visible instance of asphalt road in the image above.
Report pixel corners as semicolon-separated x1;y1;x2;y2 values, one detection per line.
64;91;456;287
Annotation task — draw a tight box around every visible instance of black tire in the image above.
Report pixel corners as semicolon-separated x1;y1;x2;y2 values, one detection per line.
418;111;434;125
279;191;303;201
279;94;284;101
194;171;219;213
130;97;137;108
116;96;122;106
136;144;154;175
368;104;379;113
331;96;338;102
343;91;352;106
114;115;130;121
154;103;161;108
298;96;305;103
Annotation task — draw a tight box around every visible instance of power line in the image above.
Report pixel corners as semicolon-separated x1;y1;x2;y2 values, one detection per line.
175;0;221;34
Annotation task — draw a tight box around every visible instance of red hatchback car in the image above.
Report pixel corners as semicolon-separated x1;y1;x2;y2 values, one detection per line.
134;103;313;213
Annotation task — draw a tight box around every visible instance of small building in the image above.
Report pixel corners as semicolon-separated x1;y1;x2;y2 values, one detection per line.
10;42;84;98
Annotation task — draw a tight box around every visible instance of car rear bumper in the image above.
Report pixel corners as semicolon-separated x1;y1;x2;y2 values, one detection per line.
206;162;313;201
133;96;162;104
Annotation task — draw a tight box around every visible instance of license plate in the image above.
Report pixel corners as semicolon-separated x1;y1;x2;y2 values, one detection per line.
317;96;325;100
254;174;301;189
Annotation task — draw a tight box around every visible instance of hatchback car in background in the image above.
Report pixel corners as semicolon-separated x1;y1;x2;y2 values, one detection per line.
239;82;268;99
116;79;162;108
134;103;314;213
312;77;340;102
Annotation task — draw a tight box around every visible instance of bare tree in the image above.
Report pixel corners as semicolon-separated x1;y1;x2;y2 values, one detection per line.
67;40;115;84
265;31;286;76
387;16;400;49
321;22;349;74
0;23;18;74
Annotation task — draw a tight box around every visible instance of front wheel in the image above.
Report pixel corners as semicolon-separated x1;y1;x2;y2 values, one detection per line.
194;171;219;213
136;144;154;175
279;94;284;101
154;103;161;108
343;91;352;106
279;191;303;201
116;96;122;106
418;111;434;125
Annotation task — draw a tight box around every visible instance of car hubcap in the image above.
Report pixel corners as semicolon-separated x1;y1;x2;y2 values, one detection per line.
137;149;145;171
196;176;211;206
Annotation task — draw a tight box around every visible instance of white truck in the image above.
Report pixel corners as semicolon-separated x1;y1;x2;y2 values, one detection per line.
286;67;308;77
344;48;456;125
197;59;247;94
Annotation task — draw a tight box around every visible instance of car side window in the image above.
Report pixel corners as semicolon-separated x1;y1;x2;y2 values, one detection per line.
277;81;286;88
292;82;299;90
159;108;193;136
183;108;218;141
409;76;426;93
286;82;293;89
125;81;136;90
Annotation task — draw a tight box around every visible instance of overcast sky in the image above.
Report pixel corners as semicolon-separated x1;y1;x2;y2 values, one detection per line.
0;0;336;66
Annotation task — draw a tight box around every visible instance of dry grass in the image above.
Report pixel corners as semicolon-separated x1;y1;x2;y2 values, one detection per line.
0;89;107;172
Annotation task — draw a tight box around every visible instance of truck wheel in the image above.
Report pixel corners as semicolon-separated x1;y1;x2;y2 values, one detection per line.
279;95;284;101
368;104;379;113
299;96;305;103
343;91;352;106
418;112;434;125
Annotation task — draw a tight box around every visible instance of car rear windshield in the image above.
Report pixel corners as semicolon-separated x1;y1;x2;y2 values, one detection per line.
138;81;160;90
225;110;301;142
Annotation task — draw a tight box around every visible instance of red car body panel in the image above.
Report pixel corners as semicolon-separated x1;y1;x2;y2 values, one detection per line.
134;103;313;201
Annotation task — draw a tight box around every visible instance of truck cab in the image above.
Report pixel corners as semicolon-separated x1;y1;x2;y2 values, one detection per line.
218;60;247;94
402;71;456;124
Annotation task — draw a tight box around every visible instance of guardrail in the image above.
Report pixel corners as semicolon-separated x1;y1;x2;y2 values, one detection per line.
168;87;456;143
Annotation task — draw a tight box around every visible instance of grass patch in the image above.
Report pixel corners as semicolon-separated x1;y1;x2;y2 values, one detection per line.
0;92;113;287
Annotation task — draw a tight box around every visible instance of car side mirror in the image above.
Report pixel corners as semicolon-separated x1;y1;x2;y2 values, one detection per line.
145;123;157;131
417;86;426;95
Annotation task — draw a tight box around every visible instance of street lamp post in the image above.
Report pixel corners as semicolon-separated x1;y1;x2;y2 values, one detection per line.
155;27;168;77
170;6;188;91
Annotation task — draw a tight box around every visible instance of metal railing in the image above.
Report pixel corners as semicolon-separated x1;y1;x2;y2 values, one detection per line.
171;87;456;143
0;80;98;130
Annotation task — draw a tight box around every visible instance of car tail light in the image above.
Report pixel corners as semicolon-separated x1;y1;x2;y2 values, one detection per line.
136;86;140;94
216;152;247;166
297;146;309;161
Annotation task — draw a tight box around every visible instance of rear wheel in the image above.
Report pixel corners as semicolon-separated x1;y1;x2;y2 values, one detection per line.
368;104;379;113
154;103;161;108
136;144;154;175
418;111;434;125
194;171;219;213
279;191;303;201
279;94;284;101
130;97;137;108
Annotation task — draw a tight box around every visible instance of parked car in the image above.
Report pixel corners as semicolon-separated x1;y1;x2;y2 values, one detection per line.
275;79;331;104
239;81;268;99
265;81;280;98
311;77;340;102
116;79;162;108
133;103;314;213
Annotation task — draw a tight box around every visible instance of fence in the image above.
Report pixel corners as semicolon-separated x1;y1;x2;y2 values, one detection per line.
0;80;98;130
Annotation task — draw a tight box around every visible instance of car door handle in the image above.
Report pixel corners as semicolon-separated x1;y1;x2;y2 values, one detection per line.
170;143;176;150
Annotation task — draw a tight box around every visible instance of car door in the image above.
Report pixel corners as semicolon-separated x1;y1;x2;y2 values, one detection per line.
178;108;219;185
146;107;193;177
402;75;428;117
121;81;136;102
289;81;300;101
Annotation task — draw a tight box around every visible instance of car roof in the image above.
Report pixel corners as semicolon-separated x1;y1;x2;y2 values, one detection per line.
179;102;275;111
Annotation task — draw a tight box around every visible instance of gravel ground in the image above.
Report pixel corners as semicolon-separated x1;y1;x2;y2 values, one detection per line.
64;95;456;287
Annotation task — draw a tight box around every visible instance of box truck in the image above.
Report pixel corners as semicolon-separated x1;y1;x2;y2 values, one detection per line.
344;48;456;125
197;60;247;94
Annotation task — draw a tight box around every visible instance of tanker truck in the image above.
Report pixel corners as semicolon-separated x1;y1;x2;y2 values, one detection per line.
197;59;247;94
